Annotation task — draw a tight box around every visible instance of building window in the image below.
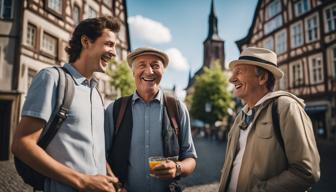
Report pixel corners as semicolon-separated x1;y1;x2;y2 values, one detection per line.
279;66;287;90
263;37;273;50
275;30;286;54
26;23;37;48
72;5;80;26
103;0;112;7
330;46;336;79
309;55;323;84
294;0;310;17
88;6;97;18
305;14;319;43
0;46;3;78
291;21;303;48
324;4;336;33
266;0;281;20
264;15;283;35
334;47;336;78
291;61;304;87
41;32;57;56
214;46;220;58
0;0;13;19
47;0;62;14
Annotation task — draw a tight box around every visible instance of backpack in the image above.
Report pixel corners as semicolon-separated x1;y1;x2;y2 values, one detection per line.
14;67;75;190
271;99;313;192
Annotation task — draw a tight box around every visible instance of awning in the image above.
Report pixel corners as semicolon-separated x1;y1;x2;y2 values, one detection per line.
191;119;205;128
305;105;327;115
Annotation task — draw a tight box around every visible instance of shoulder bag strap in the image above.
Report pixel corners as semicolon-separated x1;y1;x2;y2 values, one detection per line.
37;67;75;148
272;99;285;150
163;93;181;138
113;95;132;135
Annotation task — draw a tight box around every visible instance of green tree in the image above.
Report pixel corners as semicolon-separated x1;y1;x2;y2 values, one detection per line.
189;61;233;125
107;59;135;97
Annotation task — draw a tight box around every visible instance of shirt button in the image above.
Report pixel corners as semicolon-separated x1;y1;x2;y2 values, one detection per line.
146;145;149;148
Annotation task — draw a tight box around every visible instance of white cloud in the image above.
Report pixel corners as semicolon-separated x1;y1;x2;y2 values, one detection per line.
165;48;189;71
128;15;171;44
175;88;187;101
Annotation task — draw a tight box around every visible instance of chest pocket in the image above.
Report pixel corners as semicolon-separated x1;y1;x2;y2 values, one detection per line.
255;121;273;139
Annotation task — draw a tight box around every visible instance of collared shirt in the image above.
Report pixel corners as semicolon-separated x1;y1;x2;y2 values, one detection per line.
105;89;197;192
22;64;106;192
228;92;272;192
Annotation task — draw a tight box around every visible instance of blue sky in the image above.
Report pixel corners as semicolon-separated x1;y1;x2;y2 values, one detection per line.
126;0;258;96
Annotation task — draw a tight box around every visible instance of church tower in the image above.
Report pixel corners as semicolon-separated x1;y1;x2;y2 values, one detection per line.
186;0;225;90
203;0;225;69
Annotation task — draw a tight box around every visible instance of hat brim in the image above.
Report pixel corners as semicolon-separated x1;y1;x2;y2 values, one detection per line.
127;51;169;68
229;59;284;79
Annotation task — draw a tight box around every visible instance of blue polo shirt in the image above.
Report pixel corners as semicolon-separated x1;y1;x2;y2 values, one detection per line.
105;90;197;192
22;64;106;192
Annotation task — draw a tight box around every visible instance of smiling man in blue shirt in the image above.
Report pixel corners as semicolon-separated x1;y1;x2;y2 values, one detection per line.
12;17;121;192
105;47;197;192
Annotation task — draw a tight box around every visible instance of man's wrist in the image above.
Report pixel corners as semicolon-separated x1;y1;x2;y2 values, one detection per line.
74;173;86;190
175;162;182;177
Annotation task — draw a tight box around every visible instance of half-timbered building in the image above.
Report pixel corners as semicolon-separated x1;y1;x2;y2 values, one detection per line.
236;0;336;140
0;0;130;160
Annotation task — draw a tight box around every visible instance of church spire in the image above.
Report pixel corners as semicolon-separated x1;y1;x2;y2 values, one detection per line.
210;0;217;19
188;69;192;82
207;0;220;40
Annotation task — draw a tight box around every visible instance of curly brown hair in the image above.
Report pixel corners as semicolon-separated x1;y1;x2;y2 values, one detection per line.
65;16;120;63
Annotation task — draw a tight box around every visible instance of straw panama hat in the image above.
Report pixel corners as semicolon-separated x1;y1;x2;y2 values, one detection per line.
229;47;284;79
127;47;169;68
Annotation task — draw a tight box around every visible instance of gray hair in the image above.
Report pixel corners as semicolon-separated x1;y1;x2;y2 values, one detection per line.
255;67;275;91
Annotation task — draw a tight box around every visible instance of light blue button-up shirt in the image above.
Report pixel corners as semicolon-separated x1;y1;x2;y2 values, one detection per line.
105;90;197;192
22;64;106;192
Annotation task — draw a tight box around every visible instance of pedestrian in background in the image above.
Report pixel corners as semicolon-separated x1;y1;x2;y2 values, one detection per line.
218;47;320;192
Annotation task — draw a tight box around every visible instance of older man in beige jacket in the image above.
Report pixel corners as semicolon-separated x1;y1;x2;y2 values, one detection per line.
218;47;320;192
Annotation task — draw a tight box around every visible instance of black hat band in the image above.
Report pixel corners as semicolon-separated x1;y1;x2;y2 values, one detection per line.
239;56;277;67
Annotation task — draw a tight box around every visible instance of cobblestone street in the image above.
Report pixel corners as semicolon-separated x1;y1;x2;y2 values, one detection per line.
0;160;31;192
0;138;335;191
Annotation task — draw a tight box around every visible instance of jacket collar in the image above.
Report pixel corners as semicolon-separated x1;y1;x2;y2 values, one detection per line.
241;92;273;115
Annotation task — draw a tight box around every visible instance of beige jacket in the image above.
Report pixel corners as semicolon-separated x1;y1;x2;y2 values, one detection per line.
218;91;320;192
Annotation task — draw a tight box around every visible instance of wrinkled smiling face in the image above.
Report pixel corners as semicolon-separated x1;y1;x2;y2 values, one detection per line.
229;64;260;102
86;29;117;73
133;54;165;97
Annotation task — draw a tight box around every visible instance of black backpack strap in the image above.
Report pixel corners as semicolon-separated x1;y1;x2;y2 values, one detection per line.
163;93;181;143
113;95;133;135
272;99;285;151
37;67;75;148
